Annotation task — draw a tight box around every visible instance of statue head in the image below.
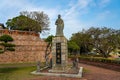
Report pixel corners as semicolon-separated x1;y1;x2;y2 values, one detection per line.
58;14;61;18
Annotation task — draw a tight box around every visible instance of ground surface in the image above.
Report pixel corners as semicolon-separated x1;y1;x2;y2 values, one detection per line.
81;63;120;80
30;63;120;80
0;63;120;80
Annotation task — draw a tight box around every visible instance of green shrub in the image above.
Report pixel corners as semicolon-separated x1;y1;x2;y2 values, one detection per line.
0;43;15;47
0;48;3;50
69;54;120;64
0;35;15;53
77;56;120;64
0;50;4;54
0;35;13;43
7;47;15;51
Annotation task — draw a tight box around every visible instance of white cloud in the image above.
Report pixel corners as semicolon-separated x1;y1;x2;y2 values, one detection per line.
0;0;94;38
99;0;110;7
59;0;94;38
0;0;30;10
0;0;59;18
0;0;33;22
0;0;112;39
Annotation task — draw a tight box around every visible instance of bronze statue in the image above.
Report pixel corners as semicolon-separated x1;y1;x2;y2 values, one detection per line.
55;14;64;36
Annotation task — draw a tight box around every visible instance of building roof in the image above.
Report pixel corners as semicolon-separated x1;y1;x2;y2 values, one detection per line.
0;23;5;29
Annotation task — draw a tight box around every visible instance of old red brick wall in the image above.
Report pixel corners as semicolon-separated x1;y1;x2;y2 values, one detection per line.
0;29;48;63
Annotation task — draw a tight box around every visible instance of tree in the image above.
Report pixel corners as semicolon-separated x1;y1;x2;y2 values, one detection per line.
68;41;79;55
45;35;54;44
6;15;41;33
0;35;13;43
20;11;50;34
6;11;50;33
44;35;54;66
70;31;92;54
0;23;5;29
0;35;15;52
86;27;120;58
70;27;120;58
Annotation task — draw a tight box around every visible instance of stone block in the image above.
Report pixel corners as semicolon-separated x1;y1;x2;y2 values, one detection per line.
0;30;48;63
51;36;68;72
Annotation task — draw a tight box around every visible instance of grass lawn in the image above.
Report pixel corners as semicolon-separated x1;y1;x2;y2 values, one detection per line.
0;63;40;80
0;63;90;80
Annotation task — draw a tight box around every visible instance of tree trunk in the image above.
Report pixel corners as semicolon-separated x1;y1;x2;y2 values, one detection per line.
45;43;51;66
99;49;108;58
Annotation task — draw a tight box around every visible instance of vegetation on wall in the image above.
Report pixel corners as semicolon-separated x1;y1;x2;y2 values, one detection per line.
6;11;50;34
0;35;13;43
44;35;54;66
0;34;15;53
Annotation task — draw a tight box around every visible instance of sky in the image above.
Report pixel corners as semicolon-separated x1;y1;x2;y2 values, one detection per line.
0;0;120;39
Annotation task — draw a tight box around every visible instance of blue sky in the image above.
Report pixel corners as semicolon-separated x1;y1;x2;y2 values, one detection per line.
0;0;120;39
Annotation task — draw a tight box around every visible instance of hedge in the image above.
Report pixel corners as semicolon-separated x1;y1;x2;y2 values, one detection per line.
69;55;120;64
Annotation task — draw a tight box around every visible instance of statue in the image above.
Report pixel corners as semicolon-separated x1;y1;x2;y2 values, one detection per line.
55;14;64;36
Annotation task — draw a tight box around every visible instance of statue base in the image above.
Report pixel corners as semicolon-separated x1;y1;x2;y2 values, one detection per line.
51;36;68;72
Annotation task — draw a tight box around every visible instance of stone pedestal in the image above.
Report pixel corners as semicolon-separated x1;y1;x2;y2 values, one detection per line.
50;36;68;72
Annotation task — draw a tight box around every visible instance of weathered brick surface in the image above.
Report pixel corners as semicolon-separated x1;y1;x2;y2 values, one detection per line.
0;29;48;63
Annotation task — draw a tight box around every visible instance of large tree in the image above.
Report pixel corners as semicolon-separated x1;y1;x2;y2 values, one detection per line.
86;27;120;58
20;11;50;33
6;15;40;32
70;31;92;54
6;11;50;33
68;40;79;55
70;27;120;58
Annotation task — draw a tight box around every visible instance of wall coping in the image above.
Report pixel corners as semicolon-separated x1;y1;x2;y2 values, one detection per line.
0;29;40;37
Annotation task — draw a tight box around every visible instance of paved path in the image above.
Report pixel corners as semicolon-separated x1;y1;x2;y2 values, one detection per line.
80;63;120;80
30;63;120;80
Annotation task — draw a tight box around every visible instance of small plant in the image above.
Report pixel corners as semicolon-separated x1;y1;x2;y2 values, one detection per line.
0;34;15;53
0;48;4;54
0;43;15;47
0;50;4;54
0;35;13;43
6;47;15;51
0;48;2;50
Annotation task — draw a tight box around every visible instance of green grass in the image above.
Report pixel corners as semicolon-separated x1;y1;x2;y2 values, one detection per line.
115;58;120;61
0;62;36;68
83;68;90;73
0;63;91;80
0;63;38;80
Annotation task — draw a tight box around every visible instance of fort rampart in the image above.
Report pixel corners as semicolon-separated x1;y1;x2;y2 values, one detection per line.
0;29;48;63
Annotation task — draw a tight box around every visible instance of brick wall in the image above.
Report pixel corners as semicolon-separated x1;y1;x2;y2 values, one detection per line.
0;29;48;63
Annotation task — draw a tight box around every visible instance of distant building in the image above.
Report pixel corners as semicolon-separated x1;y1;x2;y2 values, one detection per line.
0;23;5;29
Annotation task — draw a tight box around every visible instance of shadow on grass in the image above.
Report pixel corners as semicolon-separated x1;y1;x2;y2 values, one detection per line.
0;66;36;80
0;67;19;73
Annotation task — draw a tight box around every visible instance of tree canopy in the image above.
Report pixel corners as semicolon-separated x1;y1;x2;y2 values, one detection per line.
87;27;120;57
0;35;13;43
45;35;54;44
70;31;92;54
0;35;15;52
6;15;40;32
68;41;79;54
70;27;120;58
20;11;50;33
6;11;50;33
